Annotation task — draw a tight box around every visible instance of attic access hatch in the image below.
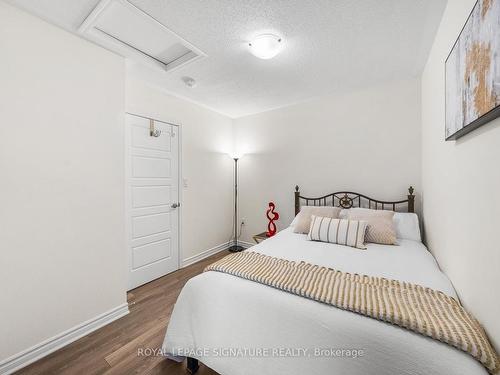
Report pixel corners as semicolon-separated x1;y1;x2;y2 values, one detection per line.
79;0;206;73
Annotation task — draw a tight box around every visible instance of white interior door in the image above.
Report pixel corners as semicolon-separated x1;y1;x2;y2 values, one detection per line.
126;113;179;290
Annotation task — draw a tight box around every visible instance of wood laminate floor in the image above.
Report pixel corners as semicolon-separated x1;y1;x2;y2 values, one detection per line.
15;251;230;375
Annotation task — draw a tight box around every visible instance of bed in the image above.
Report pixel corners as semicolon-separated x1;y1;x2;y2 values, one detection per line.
162;186;490;375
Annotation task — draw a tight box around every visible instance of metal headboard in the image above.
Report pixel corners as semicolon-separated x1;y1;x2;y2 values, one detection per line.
294;186;415;215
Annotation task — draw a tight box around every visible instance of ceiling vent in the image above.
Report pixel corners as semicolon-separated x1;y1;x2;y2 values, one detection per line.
79;0;206;72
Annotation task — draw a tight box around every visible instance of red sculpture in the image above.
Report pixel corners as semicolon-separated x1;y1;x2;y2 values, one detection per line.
266;202;280;237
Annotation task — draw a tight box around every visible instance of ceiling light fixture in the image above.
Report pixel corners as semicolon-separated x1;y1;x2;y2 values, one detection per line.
248;34;283;59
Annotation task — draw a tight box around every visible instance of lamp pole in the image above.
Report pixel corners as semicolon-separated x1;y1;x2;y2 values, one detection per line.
229;157;244;252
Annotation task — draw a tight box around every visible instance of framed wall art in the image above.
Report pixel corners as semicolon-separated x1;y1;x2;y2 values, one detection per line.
445;0;500;140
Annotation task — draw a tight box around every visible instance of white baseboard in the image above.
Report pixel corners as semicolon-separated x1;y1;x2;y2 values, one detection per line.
238;240;254;249
181;242;230;268
180;239;255;268
0;303;129;375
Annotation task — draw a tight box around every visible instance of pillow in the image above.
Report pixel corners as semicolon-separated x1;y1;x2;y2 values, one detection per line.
342;209;421;242
290;215;299;227
292;206;342;234
308;215;367;250
346;208;396;245
393;212;421;241
339;209;349;219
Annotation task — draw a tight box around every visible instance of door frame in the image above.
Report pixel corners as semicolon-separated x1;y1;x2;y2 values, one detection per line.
124;112;182;290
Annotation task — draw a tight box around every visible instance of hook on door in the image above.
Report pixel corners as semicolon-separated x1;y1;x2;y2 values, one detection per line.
149;119;161;137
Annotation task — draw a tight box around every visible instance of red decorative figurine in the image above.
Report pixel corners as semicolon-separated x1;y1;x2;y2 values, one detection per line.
266;202;279;237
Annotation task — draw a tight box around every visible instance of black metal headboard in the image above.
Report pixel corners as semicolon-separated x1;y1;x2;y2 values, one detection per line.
294;186;415;215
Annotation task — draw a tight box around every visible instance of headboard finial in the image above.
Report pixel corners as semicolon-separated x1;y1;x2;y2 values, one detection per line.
294;186;300;215
408;186;415;213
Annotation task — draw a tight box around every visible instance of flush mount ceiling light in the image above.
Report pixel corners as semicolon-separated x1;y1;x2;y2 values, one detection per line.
248;34;283;59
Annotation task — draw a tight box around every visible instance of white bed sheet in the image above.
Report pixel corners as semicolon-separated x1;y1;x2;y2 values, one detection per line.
162;228;487;375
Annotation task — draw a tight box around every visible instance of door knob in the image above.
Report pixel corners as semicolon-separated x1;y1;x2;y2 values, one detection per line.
171;203;180;209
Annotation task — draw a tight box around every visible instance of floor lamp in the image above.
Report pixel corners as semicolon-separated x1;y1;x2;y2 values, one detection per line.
228;154;245;252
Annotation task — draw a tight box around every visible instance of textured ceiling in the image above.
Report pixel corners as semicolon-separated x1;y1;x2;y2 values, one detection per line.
8;0;447;118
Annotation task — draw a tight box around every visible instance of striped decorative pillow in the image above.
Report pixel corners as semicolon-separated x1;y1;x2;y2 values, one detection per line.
308;215;368;250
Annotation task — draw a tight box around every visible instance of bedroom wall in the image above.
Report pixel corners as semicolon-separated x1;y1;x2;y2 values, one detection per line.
0;1;127;363
421;0;500;350
233;78;421;244
125;76;234;265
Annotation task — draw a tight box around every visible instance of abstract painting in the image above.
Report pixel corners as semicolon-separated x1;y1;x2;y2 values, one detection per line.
445;0;500;140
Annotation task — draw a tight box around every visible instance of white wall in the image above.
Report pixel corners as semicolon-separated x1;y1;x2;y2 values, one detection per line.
421;0;500;349
234;79;421;243
125;76;234;263
0;2;127;362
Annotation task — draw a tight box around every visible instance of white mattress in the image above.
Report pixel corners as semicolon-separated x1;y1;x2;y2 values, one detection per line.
163;228;487;375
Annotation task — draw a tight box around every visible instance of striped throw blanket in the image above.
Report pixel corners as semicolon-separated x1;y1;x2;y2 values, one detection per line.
205;251;499;374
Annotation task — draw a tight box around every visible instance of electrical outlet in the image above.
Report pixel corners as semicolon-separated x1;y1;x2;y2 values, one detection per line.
241;218;246;225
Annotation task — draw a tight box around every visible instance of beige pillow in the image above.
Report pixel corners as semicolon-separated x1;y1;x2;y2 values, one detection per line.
347;208;396;245
293;206;342;234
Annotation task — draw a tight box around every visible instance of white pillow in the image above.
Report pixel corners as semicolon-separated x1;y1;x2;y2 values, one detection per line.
393;212;421;241
341;209;421;242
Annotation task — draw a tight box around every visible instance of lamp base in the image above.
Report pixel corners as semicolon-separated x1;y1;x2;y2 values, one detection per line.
228;245;245;252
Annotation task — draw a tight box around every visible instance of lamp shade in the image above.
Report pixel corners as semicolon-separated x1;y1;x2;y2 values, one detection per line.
228;152;244;160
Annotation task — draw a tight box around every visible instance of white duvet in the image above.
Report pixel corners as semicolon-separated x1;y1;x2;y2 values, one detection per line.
162;228;487;375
